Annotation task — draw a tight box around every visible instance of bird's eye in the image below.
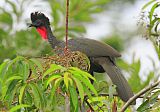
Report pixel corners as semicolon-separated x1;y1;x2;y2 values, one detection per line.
33;20;45;27
37;20;42;25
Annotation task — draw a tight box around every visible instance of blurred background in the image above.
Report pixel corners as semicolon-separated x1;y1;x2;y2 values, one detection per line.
0;0;159;108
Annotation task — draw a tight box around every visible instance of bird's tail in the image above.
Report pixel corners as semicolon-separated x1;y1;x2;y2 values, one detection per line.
94;57;135;104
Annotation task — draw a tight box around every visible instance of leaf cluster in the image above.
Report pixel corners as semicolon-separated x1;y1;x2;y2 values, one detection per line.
137;88;160;112
0;56;98;112
140;0;160;48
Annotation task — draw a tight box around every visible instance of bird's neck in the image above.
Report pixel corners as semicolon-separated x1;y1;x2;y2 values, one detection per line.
45;25;60;48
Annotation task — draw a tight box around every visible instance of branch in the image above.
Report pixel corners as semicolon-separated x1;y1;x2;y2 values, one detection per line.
84;97;94;111
83;93;152;100
65;0;69;50
121;80;160;112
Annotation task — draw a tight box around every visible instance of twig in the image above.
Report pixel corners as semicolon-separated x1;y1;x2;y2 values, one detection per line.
65;0;69;50
120;80;160;112
60;92;65;97
12;101;18;105
96;104;105;112
85;98;94;112
83;93;152;100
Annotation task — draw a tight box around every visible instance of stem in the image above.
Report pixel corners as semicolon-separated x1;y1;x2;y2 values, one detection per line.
85;98;94;111
81;93;158;101
65;94;70;112
120;80;160;112
65;0;69;50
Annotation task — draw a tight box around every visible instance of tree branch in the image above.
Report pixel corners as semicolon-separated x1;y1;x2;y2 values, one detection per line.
65;0;69;50
121;80;160;112
84;97;94;111
83;93;152;100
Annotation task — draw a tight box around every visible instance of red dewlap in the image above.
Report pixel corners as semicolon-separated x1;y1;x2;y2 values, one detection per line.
36;26;47;40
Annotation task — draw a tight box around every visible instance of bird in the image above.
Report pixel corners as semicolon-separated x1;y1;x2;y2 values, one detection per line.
29;12;135;104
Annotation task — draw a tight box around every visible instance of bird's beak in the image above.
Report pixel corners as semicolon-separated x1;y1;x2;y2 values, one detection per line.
29;24;33;27
27;23;37;28
28;23;34;28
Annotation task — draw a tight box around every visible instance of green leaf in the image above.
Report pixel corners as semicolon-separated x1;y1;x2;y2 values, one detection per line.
69;26;86;33
71;76;84;103
9;104;30;112
152;99;160;109
69;86;78;112
128;60;142;92
10;56;26;65
26;90;32;105
49;77;63;104
95;0;110;5
141;72;154;89
137;90;160;111
45;74;62;87
73;73;97;96
149;2;159;23
29;83;44;108
50;77;63;96
49;78;63;106
74;12;92;22
69;67;95;81
21;61;30;81
64;72;69;90
89;8;103;13
83;85;92;99
19;84;27;104
117;59;130;71
1;84;7;100
154;22;160;33
29;58;43;72
0;11;13;27
68;77;73;85
0;60;10;79
154;45;160;60
43;64;64;78
150;18;160;29
142;0;156;10
3;81;20;106
6;75;23;83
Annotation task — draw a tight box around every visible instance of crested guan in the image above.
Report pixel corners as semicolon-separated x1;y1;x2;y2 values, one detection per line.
29;12;135;103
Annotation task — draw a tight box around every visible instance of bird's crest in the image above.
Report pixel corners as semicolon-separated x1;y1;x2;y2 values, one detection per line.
31;12;50;25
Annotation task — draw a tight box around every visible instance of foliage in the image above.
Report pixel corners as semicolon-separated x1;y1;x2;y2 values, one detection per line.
0;56;128;112
118;59;154;93
0;56;98;111
103;35;124;52
134;0;160;111
49;0;110;39
140;0;160;48
137;88;160;112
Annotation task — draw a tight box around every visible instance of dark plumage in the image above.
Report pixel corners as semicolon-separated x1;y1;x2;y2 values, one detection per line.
29;12;135;104
31;12;50;25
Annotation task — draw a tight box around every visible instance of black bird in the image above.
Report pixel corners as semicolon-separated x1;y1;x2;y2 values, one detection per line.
29;12;135;103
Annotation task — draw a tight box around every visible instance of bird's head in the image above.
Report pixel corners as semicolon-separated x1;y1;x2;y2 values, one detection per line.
29;12;50;40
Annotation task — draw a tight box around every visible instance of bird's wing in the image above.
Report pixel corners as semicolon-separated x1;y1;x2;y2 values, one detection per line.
68;38;121;57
